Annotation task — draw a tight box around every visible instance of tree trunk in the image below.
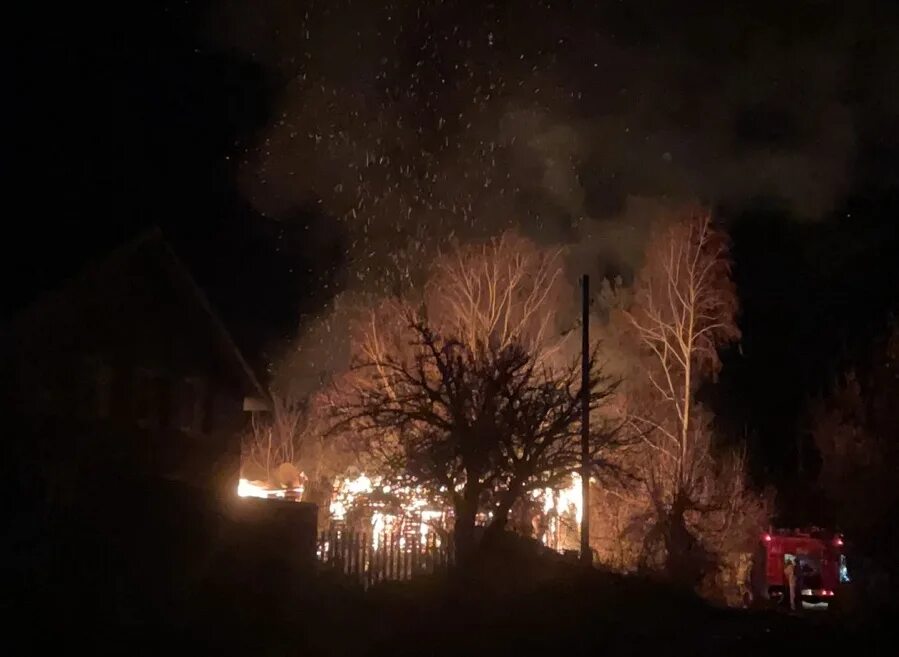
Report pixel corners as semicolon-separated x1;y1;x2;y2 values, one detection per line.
453;488;480;565
664;490;709;589
665;493;689;579
482;506;510;549
482;486;519;548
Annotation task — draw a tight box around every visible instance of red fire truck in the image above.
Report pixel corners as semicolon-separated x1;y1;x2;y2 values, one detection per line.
753;528;848;607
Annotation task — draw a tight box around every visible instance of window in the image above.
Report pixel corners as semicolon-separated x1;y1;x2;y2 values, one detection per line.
77;356;113;419
134;369;156;428
133;369;170;428
96;363;112;419
174;376;206;433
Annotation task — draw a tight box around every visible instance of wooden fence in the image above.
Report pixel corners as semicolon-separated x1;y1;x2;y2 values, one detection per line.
316;528;452;587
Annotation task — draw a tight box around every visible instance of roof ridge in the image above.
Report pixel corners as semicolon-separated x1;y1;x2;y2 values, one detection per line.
4;227;269;403
156;239;268;401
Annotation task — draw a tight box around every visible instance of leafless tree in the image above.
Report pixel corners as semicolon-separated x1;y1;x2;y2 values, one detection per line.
625;211;739;490
427;232;571;362
242;392;324;488
809;322;899;574
334;316;622;562
348;230;574;396
327;231;629;561
622;209;747;582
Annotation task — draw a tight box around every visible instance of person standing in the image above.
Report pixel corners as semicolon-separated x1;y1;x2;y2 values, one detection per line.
783;557;797;611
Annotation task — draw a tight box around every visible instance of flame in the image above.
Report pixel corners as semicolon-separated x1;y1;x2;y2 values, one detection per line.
330;473;444;550
237;478;304;500
240;468;584;554
532;473;583;549
329;473;375;519
544;473;583;523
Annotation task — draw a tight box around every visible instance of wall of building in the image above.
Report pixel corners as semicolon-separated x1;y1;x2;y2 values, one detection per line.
3;239;253;501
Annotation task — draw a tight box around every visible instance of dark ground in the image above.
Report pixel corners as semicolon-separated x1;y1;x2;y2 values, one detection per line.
8;482;893;655
24;548;895;657
39;574;894;657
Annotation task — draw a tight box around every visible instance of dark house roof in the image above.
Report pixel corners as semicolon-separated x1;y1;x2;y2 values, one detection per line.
4;227;268;402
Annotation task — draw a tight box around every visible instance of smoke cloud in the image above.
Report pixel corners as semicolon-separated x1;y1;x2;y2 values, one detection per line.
208;0;886;386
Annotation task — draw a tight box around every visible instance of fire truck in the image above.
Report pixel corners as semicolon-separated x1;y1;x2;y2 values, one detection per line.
753;527;848;607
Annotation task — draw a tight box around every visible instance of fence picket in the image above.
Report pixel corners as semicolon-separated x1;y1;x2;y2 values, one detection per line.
315;528;450;589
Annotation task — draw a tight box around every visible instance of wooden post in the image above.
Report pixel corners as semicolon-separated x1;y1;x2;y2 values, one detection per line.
346;530;352;577
363;533;369;589
580;274;591;567
388;532;395;580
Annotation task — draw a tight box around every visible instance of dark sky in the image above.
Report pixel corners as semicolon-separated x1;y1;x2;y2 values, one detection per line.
7;0;899;488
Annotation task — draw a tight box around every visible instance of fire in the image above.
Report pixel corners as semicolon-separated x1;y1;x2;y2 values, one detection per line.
329;472;376;519
532;473;583;550
237;477;304;500
238;468;584;554
541;473;583;523
332;472;584;552
330;473;445;549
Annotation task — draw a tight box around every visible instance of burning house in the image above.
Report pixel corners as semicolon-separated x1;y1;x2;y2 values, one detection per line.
237;452;586;580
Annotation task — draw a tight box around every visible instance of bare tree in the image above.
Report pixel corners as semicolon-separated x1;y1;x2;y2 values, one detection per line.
334;316;622;562
626;211;739;489
242;392;324;488
809;321;899;576
622;209;744;581
427;232;571;361
347;230;574;398
327;231;629;561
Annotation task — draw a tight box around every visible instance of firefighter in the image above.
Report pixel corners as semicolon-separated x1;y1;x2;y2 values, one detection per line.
783;556;797;611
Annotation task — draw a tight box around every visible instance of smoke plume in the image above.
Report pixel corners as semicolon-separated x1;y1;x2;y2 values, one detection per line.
208;0;885;387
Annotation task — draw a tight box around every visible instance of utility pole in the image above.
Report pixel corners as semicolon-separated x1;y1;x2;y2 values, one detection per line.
580;274;591;566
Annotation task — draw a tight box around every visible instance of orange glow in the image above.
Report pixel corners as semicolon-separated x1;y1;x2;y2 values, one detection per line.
237;477;304;500
531;474;583;550
241;468;587;555
330;473;445;549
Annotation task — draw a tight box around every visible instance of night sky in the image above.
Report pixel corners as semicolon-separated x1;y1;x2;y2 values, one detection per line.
8;1;899;494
